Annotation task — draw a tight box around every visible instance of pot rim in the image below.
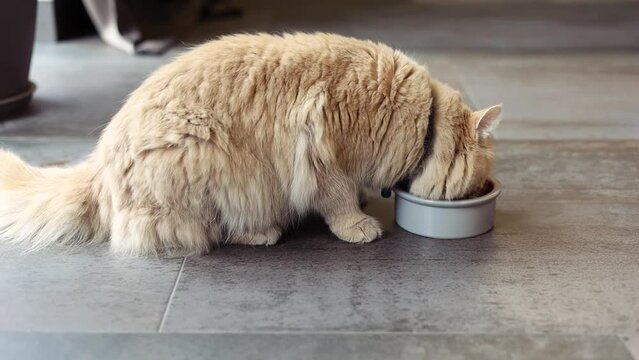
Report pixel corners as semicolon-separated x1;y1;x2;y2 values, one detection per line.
0;81;36;106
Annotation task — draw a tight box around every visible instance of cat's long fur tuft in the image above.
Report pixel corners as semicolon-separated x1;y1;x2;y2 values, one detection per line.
0;150;107;251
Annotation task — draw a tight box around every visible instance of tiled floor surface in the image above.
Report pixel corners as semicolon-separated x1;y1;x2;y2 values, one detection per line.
0;1;638;359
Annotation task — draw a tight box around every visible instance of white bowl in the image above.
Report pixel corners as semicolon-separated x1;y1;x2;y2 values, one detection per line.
393;178;501;239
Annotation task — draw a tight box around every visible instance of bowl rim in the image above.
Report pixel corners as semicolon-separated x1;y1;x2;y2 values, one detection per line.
393;177;502;209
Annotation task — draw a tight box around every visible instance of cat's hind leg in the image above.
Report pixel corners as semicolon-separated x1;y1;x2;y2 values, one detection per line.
110;208;215;256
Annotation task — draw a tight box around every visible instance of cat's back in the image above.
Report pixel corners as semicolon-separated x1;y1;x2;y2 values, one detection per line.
135;33;408;107
190;32;394;73
114;33;430;151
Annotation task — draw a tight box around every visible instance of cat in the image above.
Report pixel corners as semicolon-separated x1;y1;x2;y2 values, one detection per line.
0;33;501;256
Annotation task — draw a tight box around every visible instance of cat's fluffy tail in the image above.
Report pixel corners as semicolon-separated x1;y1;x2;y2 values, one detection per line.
0;149;106;250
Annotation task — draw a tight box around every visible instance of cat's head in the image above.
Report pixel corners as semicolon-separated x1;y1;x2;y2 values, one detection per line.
407;80;502;200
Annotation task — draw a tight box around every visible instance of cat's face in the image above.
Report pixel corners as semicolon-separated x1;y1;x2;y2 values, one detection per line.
408;84;502;201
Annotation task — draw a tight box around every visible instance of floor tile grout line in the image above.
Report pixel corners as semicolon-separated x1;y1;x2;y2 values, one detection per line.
153;330;628;336
4;330;635;338
158;256;187;333
618;334;638;360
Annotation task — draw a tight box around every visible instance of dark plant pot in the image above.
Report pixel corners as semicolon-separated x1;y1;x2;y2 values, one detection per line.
0;0;37;119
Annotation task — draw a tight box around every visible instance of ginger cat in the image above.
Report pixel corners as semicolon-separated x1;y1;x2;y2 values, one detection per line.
0;33;501;255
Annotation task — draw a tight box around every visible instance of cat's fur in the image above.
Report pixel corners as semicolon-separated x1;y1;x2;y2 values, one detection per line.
0;33;501;256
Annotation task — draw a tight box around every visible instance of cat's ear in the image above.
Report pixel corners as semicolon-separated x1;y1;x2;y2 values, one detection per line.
473;104;502;138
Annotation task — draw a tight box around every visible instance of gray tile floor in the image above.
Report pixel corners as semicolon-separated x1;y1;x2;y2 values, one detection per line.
1;1;638;359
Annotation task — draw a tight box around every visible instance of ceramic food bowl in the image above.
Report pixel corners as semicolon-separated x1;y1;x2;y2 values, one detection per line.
394;178;501;239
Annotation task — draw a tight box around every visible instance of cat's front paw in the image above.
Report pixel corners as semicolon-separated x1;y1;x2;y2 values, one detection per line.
329;214;382;244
